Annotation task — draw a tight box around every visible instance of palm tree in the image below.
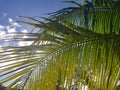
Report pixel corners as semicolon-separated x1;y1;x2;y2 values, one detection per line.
0;0;120;90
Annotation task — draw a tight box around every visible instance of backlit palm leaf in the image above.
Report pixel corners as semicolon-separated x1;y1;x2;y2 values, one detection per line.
0;0;120;90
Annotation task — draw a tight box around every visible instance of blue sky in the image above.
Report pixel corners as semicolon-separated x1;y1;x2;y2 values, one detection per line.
0;0;120;87
0;0;74;85
0;0;74;24
0;0;71;16
0;0;83;47
0;0;78;47
0;0;80;86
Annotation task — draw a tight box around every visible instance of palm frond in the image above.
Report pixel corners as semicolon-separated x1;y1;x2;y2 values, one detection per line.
0;0;120;90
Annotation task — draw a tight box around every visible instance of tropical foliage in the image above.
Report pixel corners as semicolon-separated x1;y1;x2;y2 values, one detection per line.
0;0;120;90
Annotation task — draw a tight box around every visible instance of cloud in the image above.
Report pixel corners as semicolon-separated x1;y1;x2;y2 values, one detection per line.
1;12;7;17
7;28;16;33
0;17;33;47
0;30;6;36
8;18;21;27
21;29;28;33
0;30;6;40
0;25;7;39
0;25;5;30
18;41;33;46
17;29;33;46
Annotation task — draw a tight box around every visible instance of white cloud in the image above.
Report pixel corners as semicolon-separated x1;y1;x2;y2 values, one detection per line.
0;30;6;36
0;25;5;30
1;12;7;17
21;29;28;33
18;41;33;46
0;25;6;39
17;29;33;46
8;28;16;33
0;18;32;47
8;18;13;23
8;18;21;27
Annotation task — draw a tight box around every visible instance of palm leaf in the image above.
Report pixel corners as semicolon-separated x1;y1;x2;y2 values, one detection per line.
0;0;120;90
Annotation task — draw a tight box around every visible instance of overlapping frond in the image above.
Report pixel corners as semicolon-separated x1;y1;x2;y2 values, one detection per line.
0;0;120;90
50;0;120;34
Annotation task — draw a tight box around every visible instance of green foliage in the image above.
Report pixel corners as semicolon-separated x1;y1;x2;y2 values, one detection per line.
0;0;120;90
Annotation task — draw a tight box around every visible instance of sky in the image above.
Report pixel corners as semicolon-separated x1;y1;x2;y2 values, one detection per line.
0;0;78;47
0;0;75;86
0;0;120;87
0;0;81;87
0;0;74;24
